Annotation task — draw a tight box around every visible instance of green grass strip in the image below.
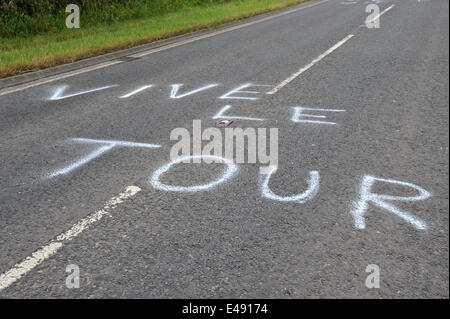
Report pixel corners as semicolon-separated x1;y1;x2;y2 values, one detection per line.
0;0;309;78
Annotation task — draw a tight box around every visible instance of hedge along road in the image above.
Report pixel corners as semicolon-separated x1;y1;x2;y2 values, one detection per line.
0;0;448;297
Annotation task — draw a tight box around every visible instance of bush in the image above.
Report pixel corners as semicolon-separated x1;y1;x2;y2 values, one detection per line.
0;0;230;38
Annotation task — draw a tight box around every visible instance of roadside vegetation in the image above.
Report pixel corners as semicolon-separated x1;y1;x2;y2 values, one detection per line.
0;0;308;78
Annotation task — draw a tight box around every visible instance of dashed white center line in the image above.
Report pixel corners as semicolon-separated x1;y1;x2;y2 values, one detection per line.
365;4;395;26
267;4;395;95
0;185;141;292
266;34;355;95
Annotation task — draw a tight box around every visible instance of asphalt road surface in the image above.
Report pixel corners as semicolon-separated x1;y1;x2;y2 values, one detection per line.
0;0;448;298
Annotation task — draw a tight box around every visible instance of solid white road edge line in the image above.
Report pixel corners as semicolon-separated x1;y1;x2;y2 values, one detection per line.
0;185;141;292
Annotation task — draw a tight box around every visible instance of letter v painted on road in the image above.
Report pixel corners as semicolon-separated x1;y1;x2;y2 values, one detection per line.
48;84;118;100
170;84;218;99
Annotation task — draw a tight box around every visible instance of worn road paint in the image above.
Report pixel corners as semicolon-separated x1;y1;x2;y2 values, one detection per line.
260;165;320;203
48;138;161;178
170;84;219;99
266;34;354;94
291;106;345;125
150;155;238;192
219;83;270;100
213;105;265;121
49;84;118;100
119;85;153;98
0;61;122;97
351;175;430;230
0;186;141;292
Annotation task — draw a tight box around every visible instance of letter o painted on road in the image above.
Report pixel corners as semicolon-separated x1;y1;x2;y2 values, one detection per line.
150;155;238;192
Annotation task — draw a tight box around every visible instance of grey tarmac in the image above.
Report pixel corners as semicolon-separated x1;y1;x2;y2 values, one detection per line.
0;0;448;298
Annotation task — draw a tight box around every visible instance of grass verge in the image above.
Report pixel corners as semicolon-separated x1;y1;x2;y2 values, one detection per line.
0;0;309;79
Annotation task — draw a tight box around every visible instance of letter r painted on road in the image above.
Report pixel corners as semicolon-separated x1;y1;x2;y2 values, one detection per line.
351;175;431;230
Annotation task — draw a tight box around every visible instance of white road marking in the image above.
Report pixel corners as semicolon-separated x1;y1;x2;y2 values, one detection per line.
219;83;270;100
266;34;354;94
351;176;430;230
260;165;320;203
0;186;141;291
291;106;346;125
170;83;218;99
213;105;265;121
119;85;153;98
70;138;161;148
150;155;238;192
48;138;161;178
48;144;114;178
0;61;122;97
49;84;118;100
364;4;395;26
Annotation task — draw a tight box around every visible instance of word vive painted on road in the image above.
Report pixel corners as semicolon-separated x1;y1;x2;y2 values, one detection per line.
47;83;347;126
47;83;270;101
